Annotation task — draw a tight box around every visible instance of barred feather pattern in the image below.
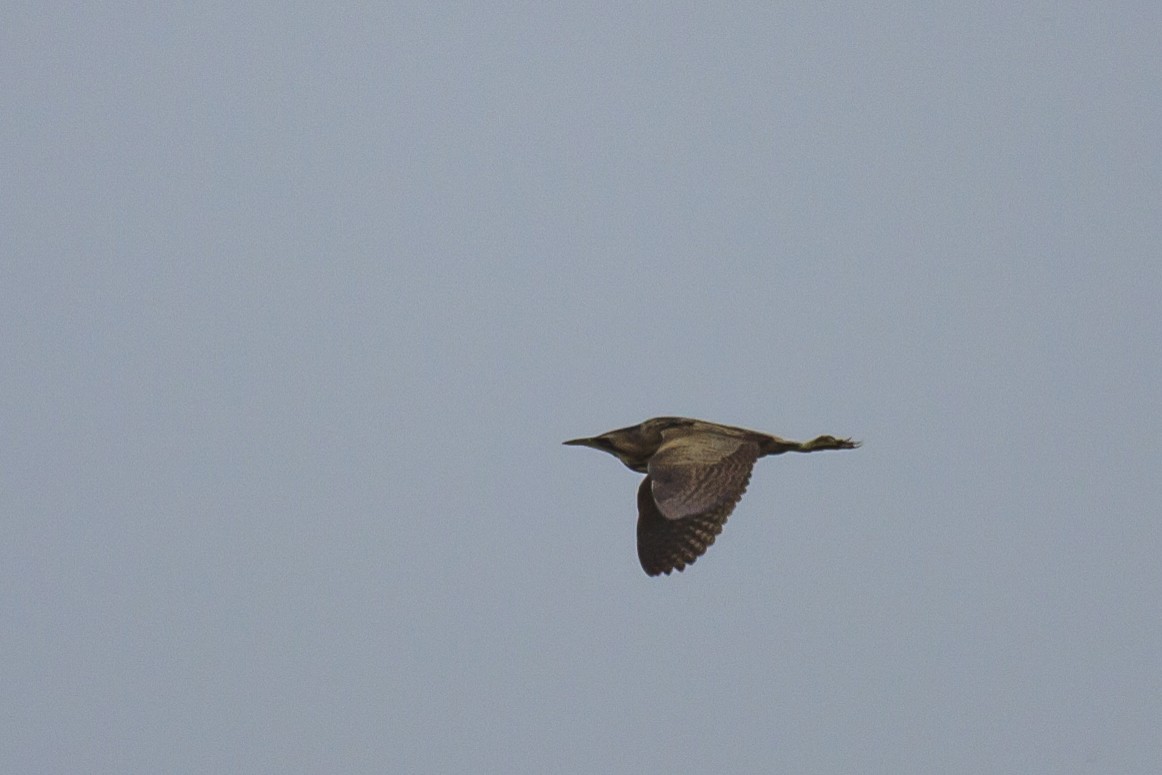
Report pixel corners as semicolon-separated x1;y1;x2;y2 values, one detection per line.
648;440;759;521
636;469;753;576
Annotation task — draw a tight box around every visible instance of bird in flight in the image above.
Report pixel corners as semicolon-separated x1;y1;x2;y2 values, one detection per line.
564;417;859;576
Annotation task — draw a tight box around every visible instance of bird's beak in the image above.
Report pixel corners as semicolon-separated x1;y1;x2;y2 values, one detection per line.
563;436;600;447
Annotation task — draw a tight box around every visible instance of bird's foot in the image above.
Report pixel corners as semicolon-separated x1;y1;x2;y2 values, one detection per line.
805;435;860;451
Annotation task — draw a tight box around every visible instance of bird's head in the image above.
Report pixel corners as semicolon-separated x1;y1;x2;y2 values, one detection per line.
563;422;665;472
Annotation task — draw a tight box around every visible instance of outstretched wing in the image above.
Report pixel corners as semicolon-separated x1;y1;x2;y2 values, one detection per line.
636;436;760;575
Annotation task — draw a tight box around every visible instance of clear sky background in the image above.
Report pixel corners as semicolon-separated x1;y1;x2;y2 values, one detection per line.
4;4;1160;773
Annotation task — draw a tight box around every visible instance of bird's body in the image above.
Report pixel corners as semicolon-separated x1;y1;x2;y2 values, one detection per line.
564;417;859;576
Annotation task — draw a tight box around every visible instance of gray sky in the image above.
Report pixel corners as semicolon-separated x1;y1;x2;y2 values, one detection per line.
4;4;1161;773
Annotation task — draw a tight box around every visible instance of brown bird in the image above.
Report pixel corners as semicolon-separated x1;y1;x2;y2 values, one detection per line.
564;417;859;576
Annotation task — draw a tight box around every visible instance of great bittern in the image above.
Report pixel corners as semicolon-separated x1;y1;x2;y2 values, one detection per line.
564;417;859;576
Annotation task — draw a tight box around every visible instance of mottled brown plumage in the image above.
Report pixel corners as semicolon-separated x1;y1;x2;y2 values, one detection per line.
564;417;859;576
